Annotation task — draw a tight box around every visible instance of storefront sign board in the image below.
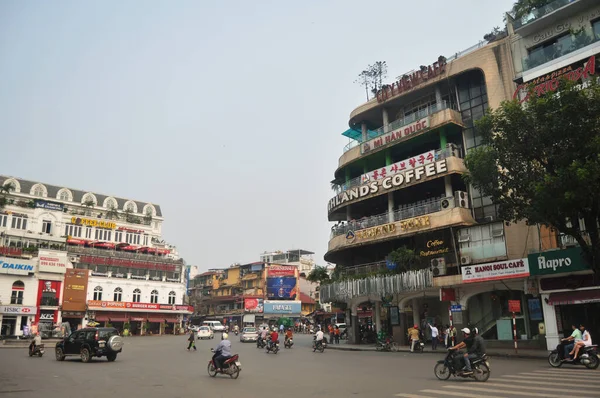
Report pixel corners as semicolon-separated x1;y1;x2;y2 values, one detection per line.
461;258;530;283
528;247;590;276
0;257;36;275
0;305;37;315
38;250;67;274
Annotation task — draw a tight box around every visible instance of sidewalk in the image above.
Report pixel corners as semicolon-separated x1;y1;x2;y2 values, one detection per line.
326;340;549;359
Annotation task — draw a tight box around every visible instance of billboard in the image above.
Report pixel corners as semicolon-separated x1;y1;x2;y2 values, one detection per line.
62;269;89;312
38;250;68;274
244;298;264;313
267;265;296;277
264;300;301;315
266;276;298;300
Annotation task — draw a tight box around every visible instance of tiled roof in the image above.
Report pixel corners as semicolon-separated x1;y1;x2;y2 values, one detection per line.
299;292;316;304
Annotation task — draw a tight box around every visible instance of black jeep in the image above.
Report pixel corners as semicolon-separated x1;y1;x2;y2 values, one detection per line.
55;327;124;363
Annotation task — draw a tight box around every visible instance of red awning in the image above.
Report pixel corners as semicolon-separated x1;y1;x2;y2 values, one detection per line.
94;242;116;249
164;318;178;323
67;238;87;246
147;318;164;323
157;249;170;255
95;314;110;321
108;316;128;322
117;245;139;252
548;289;600;305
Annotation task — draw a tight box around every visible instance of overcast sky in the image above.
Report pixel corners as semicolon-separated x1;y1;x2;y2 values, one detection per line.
0;0;514;271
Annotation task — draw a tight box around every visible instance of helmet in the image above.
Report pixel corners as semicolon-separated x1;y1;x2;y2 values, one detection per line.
461;328;470;335
473;327;479;335
272;327;277;331
222;333;229;339
414;324;418;329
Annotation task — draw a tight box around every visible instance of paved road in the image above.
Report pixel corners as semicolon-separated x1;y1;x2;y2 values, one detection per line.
0;334;597;398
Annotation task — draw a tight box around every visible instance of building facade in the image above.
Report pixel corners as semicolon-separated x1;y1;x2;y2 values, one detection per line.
322;32;559;345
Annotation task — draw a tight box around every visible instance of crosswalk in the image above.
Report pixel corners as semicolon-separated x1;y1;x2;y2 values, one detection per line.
394;367;600;398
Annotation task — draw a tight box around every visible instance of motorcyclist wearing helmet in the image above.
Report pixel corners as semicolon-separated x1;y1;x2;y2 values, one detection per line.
408;324;420;352
213;332;232;372
268;327;279;350
449;327;486;375
285;327;293;342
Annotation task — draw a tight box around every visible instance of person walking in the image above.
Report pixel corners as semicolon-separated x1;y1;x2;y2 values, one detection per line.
187;329;196;351
427;323;439;351
334;325;340;344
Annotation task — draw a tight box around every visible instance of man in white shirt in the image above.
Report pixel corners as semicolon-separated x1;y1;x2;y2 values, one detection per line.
314;328;324;349
428;323;439;351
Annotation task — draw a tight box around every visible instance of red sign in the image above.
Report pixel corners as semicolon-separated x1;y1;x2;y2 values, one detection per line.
268;265;296;277
440;288;456;302
514;55;597;102
244;298;264;313
377;59;447;103
87;300;192;312
80;255;177;272
508;300;521;313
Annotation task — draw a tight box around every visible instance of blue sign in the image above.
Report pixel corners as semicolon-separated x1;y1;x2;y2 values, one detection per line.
450;304;462;312
251;264;263;272
263;301;301;315
35;200;64;212
266;277;297;300
386;259;397;270
528;298;543;321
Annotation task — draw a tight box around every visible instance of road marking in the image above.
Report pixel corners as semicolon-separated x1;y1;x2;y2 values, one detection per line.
483;382;600;395
520;371;600;380
496;377;600;387
444;384;596;398
394;394;436;398
420;389;505;398
503;374;600;384
538;367;600;373
532;369;599;375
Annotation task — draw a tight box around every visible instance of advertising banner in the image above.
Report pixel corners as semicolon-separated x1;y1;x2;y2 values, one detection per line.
263;300;301;315
359;150;436;183
414;229;454;258
0;257;36;275
35;200;64;211
267;265;296;277
87;300;193;312
62;269;89;312
38;250;68;274
361;117;430;154
266;276;298;300
528;247;590;276
244;298;264;313
461;258;530;283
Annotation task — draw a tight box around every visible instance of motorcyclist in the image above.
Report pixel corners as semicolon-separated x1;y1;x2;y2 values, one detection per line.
268;327;279;350
29;332;42;353
285;327;293;342
408;324;420;352
314;327;324;349
561;323;582;360
449;327;486;375
233;324;239;334
213;332;232;372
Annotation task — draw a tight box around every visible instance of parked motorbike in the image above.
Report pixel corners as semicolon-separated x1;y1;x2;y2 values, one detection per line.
284;338;293;349
434;349;490;382
265;340;279;354
208;349;241;379
312;337;326;353
28;343;45;357
548;341;599;369
375;338;398;352
256;337;266;349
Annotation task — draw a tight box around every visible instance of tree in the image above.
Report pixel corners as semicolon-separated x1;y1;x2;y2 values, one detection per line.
511;0;553;19
354;69;371;101
0;182;15;211
369;61;388;97
464;77;600;274
307;266;330;284
387;246;421;272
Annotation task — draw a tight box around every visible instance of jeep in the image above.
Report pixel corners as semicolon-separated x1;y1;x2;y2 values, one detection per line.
55;327;123;363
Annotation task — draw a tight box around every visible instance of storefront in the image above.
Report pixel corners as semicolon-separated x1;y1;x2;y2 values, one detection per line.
0;306;37;337
0;256;39;337
529;248;597;350
61;268;89;331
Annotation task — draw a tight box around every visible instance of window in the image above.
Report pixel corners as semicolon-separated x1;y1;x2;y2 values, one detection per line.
11;216;27;230
132;288;141;303
58;190;71;201
115;231;123;243
11;281;24;304
82;193;97;206
85;226;92;239
168;291;176;305
143;235;149;246
0;214;7;227
150;290;159;304
42;220;52;234
32;184;45;197
113;287;123;302
105;198;117;209
126;203;135;212
594;20;600;40
65;224;82;238
126;232;140;245
95;228;112;241
93;286;103;301
458;222;507;262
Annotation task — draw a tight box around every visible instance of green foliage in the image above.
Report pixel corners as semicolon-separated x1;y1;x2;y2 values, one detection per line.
511;0;553;19
464;77;600;273
307;266;330;284
354;61;388;101
387;246;422;272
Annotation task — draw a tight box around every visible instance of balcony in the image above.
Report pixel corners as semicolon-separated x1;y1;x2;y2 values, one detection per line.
68;245;183;265
339;106;463;170
319;269;433;303
523;34;600;72
513;0;581;32
40;297;59;306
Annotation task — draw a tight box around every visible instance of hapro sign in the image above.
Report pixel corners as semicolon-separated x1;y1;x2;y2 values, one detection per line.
329;159;448;212
0;257;36;275
528;248;590;276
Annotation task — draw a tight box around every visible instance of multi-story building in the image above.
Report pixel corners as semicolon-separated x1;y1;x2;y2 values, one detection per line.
507;0;600;349
0;175;192;336
260;249;315;274
321;34;559;345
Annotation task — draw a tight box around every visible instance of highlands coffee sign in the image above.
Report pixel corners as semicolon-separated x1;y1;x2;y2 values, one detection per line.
328;159;448;212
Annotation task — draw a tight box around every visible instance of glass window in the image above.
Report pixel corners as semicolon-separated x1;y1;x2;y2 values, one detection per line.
150;290;158;304
65;224;82;238
168;291;176;305
11;281;24;304
115;231;123;243
132;289;141;303
59;191;70;201
85;227;92;239
93;286;103;301
42;220;52;234
11;216;27;230
458;222;507;261
594;20;600;39
0;214;6;227
113;287;122;302
95;228;112;241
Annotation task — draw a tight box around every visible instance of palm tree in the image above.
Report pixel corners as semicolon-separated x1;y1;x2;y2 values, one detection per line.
307;266;331;284
0;182;15;211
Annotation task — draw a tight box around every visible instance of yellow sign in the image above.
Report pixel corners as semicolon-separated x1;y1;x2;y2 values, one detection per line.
71;217;116;229
399;216;430;232
356;224;396;240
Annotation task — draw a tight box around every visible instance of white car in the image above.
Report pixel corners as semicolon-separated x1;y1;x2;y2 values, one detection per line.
240;327;258;343
197;326;214;340
203;321;226;332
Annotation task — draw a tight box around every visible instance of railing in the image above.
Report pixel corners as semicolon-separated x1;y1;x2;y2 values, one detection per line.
332;145;463;194
340;261;387;277
68;245;183;265
446;40;489;63
523;34;600;71
320;269;433;303
40;297;59;306
331;195;448;238
343;140;361;153
513;0;577;30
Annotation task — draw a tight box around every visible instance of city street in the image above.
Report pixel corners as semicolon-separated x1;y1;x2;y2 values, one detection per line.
1;334;598;398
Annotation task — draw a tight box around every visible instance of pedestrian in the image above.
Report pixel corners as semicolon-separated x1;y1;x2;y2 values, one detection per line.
443;324;449;348
187;329;196;351
427;323;439;351
334;325;340;344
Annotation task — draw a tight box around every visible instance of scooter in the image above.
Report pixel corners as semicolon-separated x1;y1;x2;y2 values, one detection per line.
312;337;326;352
284;338;293;348
375;338;398;352
28;343;45;357
549;341;599;369
265;340;279;354
434;349;490;382
208;349;241;379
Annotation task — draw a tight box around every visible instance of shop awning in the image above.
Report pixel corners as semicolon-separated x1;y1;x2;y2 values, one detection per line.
95;314;110;322
164;318;178;323
108;316;128;322
147;318;165;323
67;238;87;246
548;289;600;305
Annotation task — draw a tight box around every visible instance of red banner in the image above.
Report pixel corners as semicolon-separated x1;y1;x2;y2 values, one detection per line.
267;265;296;277
508;300;521;313
87;300;193;312
80;255;177;272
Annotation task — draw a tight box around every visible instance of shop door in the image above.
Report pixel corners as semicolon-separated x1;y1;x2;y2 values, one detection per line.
1;317;16;336
559;302;600;339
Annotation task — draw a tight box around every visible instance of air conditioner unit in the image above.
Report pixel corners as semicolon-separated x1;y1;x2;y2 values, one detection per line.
69;256;79;263
455;191;470;209
431;257;447;276
492;227;504;238
441;197;455;210
460;255;472;265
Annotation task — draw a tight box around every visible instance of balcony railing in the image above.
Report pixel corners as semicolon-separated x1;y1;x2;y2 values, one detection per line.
340;261;387;277
331;195;448;238
68;245;183;265
320;269;433;303
40;297;59;306
523;33;600;71
332;145;462;194
513;0;577;30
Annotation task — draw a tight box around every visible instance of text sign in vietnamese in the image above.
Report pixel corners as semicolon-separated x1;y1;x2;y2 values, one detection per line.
267;265;296;277
508;300;521;313
461;258;530;283
263;300;301;315
361;117;429;154
527;247;590;276
38;250;67;274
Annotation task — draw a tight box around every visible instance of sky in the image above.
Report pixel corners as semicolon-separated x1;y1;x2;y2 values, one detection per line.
0;0;514;271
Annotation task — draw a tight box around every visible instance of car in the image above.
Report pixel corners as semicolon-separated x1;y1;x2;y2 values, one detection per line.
55;327;124;363
203;320;226;332
335;323;347;331
197;326;214;340
240;327;258;343
189;325;200;332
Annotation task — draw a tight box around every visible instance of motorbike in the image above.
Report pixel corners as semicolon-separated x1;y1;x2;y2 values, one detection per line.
284;338;293;349
411;339;425;353
234;330;239;336
256;337;266;349
265;340;279;354
375;338;398;352
208;349;241;379
548;341;599;369
434;349;490;382
312;337;326;353
28;343;45;357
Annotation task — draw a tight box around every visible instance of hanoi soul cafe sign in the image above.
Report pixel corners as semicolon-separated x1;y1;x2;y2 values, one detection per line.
461;258;530;283
362;117;429;154
329;159;448;212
